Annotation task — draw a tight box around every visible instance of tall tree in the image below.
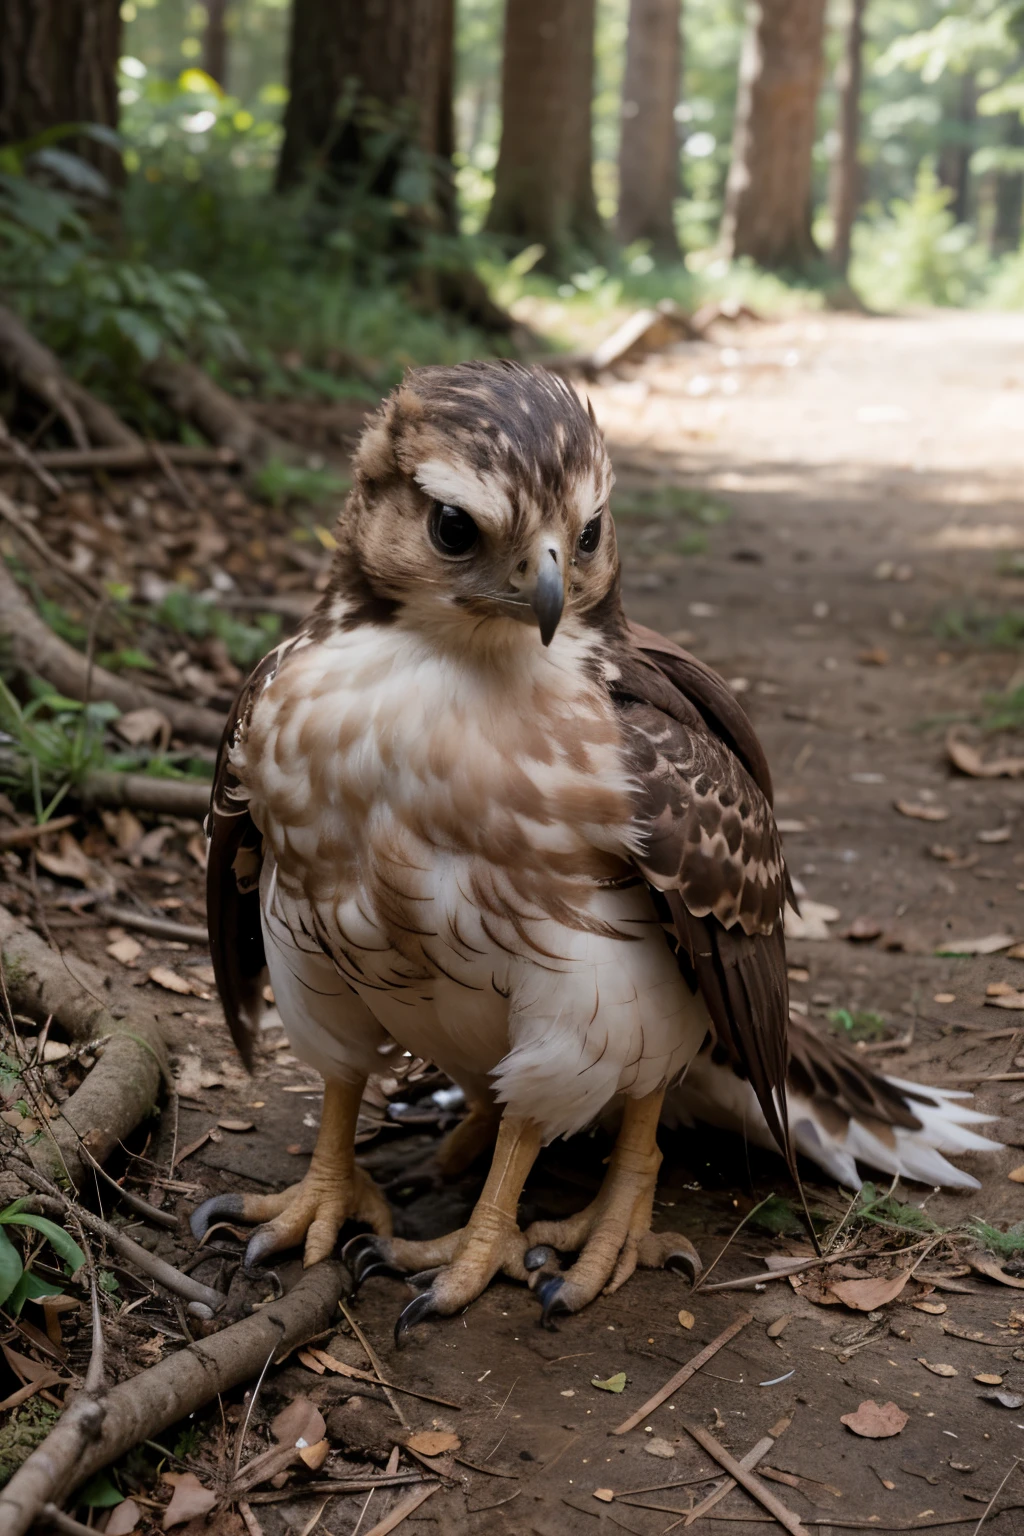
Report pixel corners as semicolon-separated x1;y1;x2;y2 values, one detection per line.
617;0;683;256
938;72;976;225
0;0;123;186
720;0;827;269
829;0;866;273
485;0;603;272
991;112;1024;254
275;0;453;229
202;0;229;91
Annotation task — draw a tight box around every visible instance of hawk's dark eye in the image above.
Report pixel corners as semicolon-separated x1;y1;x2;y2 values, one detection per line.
429;502;479;557
577;514;602;556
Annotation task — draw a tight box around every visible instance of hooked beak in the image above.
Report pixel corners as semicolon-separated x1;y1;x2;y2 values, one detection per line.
524;547;565;647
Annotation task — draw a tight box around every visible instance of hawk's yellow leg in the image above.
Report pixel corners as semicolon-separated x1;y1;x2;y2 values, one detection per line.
345;1112;541;1339
191;1078;391;1268
523;1088;701;1321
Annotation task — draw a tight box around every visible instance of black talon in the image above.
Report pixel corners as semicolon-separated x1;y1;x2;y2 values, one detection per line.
665;1250;701;1285
524;1244;555;1272
190;1193;244;1243
244;1224;285;1272
342;1233;402;1291
394;1288;438;1345
537;1275;569;1330
407;1267;443;1290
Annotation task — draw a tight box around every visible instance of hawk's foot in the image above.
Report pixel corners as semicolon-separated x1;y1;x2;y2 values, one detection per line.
345;1111;541;1341
524;1089;701;1323
189;1078;391;1268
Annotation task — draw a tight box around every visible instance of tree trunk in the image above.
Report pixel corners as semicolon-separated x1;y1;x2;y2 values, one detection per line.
992;113;1024;255
828;0;865;273
485;0;603;272
275;0;447;203
938;72;976;225
0;0;123;187
202;0;229;91
720;0;827;270
617;0;683;256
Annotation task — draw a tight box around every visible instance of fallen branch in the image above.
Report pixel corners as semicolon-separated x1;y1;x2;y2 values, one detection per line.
682;1416;792;1526
0;903;168;1190
0;419;61;497
144;358;289;469
360;1484;438;1536
0;304;140;451
0;444;237;472
682;1421;810;1536
0;556;226;748
80;771;211;819
612;1311;753;1435
0;1260;345;1536
96;905;208;945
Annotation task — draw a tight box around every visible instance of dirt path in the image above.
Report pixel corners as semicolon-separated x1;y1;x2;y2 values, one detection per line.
39;312;1024;1533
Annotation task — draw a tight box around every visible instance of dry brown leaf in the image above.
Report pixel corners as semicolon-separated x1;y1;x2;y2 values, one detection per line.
846;916;883;942
644;1437;676;1458
986;991;1024;1010
106;1499;142;1536
895;800;950;822
677;1309;695;1329
149;966;192;995
404;1430;460;1457
107;935;143;966
594;1489;615;1504
912;1300;947;1315
114;707;172;750
918;1359;957;1377
858;647;890;666
978;826;1012;844
970;1256;1024;1289
947;732;1024;779
270;1396;326;1450
297;1349;326;1374
767;1315;791;1338
298;1439;329;1470
1009;1167;1024;1184
217;1120;255;1133
785;900;840;941
933;992;956;1004
36;832;93;885
975;1374;1004;1385
935;934;1017;956
1008;943;1024;960
162;1472;217;1529
840;1400;908;1438
829;1270;911;1311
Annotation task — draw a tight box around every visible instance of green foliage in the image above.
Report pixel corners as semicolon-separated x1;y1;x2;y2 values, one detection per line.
981;683;1024;732
850;165;989;309
155;586;280;669
253;458;350;509
747;1194;808;1237
935;606;1024;649
174;1424;204;1459
613;485;733;526
853;1182;944;1235
0;1199;86;1317
0;1399;60;1488
78;1471;124;1509
828;1007;888;1042
0;672;120;821
969;1218;1024;1258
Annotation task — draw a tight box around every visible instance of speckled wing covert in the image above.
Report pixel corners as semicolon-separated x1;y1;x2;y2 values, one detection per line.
206;646;283;1067
609;622;794;1169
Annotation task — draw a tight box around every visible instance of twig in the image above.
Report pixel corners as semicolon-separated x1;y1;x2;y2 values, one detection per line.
76;1137;178;1231
0;421;62;496
360;1483;438;1536
682;1421;810;1536
468;1487;521;1514
306;1347;461;1410
699;1242;917;1294
0;487;105;603
81;772;212;819
681;1416;792;1527
0;1260;346;1536
234;1345;278;1476
0;815;78;849
339;1300;410;1428
351;1488;375;1536
245;1475;426;1504
0;444;237;471
973;1458;1021;1535
453;1455;519;1480
38;1508;96;1536
694;1195;775;1292
612;1311;753;1435
238;1501;265;1536
146;437;196;508
97;905;208;945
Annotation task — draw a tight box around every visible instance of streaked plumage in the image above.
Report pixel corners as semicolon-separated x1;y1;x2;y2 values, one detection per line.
198;360;998;1325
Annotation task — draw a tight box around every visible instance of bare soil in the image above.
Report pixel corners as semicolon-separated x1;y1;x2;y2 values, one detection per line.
7;309;1024;1534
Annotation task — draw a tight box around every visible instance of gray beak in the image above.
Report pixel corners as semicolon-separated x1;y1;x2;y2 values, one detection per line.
528;551;565;647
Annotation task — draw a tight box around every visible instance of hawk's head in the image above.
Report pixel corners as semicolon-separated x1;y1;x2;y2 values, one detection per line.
331;360;621;649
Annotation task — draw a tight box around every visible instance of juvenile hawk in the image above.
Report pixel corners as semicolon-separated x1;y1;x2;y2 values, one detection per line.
195;361;996;1332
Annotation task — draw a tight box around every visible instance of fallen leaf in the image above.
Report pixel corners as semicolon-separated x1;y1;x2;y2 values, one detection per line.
785;900;840;941
163;1472;217;1529
858;647;890;666
933;993;956;1004
1008;943;1024;960
847;916;883;942
988;982;1014;997
975;1374;1004;1385
297;1349;326;1375
404;1430;460;1456
830;1270;912;1311
767;1316;791;1338
41;1040;70;1063
591;1372;627;1393
986;991;1024;1010
36;832;93;885
970;1256;1024;1288
841;1400;908;1438
107;935;143;966
299;1438;330;1469
270;1397;326;1449
777;819;808;834
115;707;171;750
935;934;1017;956
1010;1168;1024;1184
149;966;192;995
895;800;950;822
980;1390;1024;1409
677;1309;695;1330
947;732;1024;780
593;1489;615;1503
644;1437;676;1458
106;1499;141;1536
978;827;1012;844
917;1359;958;1377
217;1120;255;1133
912;1301;947;1315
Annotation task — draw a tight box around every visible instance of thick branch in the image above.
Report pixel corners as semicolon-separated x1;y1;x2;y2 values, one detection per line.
144;358;290;468
0;304;139;451
0;543;226;748
0;445;237;473
80;772;211;819
0;904;169;1189
0;1262;345;1536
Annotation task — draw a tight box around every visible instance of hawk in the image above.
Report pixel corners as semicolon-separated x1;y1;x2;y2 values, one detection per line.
194;361;997;1332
